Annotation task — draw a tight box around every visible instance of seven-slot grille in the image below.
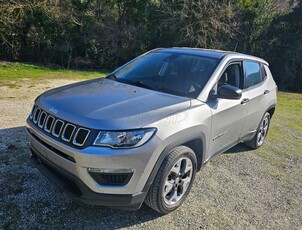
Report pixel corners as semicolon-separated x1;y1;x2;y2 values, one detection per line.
29;105;90;147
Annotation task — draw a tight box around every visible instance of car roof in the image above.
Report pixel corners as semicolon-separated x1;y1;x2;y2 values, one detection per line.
151;47;268;65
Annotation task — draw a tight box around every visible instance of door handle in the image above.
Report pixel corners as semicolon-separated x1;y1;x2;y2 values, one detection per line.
264;90;270;94
241;98;249;104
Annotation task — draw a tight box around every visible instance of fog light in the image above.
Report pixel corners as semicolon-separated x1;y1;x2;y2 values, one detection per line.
87;168;134;186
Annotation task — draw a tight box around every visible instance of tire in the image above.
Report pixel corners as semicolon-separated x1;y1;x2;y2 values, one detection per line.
245;112;271;149
144;146;197;214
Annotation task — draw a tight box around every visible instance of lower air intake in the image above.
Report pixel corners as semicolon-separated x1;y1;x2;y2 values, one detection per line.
88;172;133;186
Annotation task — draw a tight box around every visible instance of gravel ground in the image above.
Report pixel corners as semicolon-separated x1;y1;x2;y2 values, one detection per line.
0;80;301;229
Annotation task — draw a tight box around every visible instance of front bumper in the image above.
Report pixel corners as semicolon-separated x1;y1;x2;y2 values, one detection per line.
27;118;163;209
30;146;145;210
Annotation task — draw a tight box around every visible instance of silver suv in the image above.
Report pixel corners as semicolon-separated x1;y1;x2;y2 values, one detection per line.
27;48;277;214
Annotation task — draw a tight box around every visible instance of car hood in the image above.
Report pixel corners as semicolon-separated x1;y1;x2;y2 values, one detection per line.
36;78;191;130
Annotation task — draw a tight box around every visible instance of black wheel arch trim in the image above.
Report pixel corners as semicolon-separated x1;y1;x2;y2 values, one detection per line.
266;104;276;117
142;132;206;194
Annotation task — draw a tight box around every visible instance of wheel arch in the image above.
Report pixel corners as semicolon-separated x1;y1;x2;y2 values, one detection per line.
142;132;206;194
181;138;204;171
266;104;276;118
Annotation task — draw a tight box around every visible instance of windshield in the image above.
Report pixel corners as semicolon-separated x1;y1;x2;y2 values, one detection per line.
111;51;220;98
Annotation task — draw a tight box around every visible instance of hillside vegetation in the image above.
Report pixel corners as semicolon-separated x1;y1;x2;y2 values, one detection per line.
0;0;301;92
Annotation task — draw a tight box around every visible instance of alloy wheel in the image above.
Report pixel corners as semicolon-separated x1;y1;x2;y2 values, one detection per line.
163;157;193;206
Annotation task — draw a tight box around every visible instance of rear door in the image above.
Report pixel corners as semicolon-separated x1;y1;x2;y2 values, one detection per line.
239;60;269;140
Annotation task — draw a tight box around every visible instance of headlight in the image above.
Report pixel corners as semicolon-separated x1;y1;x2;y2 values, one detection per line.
93;128;156;148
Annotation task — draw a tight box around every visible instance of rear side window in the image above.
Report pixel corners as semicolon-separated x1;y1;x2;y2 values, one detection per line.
260;63;267;81
244;61;262;88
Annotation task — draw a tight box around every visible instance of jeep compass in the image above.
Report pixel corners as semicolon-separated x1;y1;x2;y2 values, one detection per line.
27;48;277;213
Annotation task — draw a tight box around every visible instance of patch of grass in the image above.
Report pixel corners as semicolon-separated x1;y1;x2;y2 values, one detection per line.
0;61;109;82
8;83;20;89
264;92;302;153
274;92;302;133
257;91;302;184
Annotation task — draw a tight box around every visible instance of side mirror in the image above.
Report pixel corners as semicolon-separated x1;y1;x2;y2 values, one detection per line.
217;85;242;100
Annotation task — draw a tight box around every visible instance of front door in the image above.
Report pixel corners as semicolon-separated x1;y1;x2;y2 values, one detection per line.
206;62;249;159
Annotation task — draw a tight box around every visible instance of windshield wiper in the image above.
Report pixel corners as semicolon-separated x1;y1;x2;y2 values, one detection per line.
107;76;163;92
117;78;159;91
131;80;158;91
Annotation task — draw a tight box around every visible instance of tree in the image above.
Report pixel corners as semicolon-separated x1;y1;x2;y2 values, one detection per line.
234;0;283;55
262;0;302;92
0;0;301;92
146;0;235;49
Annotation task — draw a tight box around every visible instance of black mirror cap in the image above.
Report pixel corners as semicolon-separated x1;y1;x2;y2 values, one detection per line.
217;85;242;100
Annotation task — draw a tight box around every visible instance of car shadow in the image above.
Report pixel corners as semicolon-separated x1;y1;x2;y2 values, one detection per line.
67;202;163;228
0;126;162;229
223;143;252;154
1;126;255;228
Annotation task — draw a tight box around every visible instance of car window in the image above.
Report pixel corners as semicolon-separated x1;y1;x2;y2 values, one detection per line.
260;63;267;81
114;52;220;98
116;53;171;79
244;61;262;88
218;63;242;89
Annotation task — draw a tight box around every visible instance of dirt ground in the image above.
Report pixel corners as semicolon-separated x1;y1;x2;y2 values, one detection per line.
0;80;301;229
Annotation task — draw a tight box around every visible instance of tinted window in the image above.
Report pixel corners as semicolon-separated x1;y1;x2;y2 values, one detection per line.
260;63;267;81
116;53;171;79
245;61;262;88
114;52;219;98
218;63;242;89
